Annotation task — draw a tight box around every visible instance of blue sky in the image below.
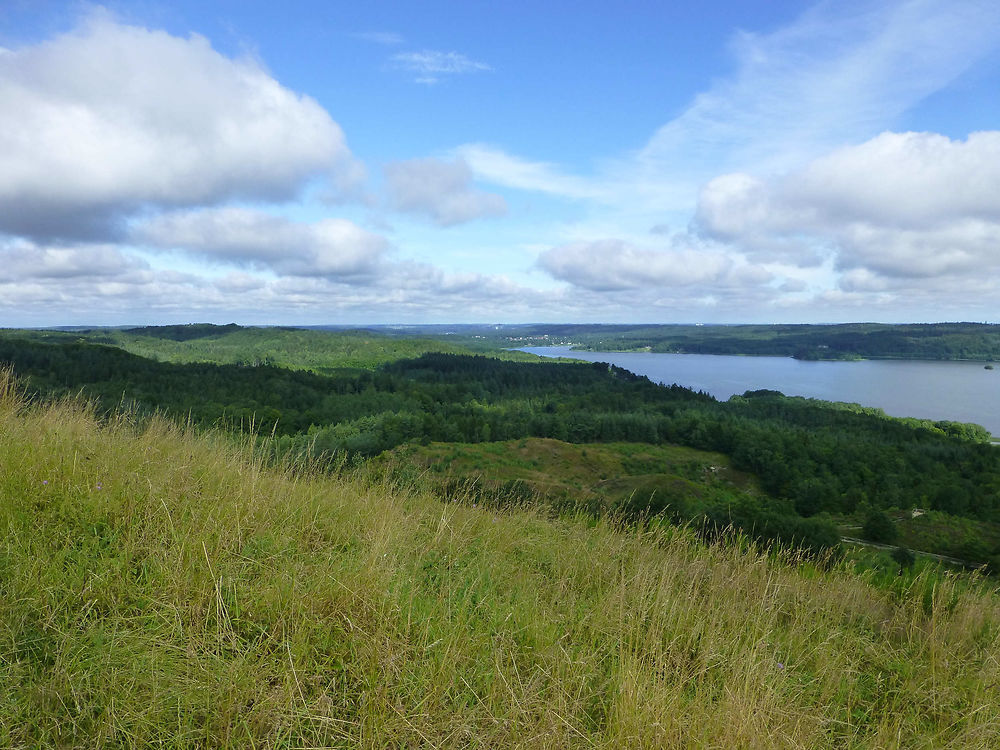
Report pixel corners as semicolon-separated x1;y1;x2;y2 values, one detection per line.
1;0;1000;325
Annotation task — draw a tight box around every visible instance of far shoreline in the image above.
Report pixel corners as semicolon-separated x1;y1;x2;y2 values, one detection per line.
560;345;997;365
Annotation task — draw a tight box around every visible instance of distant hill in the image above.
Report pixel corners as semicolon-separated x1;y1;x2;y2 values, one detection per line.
430;322;1000;361
123;322;244;340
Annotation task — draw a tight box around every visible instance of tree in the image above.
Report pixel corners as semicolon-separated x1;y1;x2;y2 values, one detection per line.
862;509;898;544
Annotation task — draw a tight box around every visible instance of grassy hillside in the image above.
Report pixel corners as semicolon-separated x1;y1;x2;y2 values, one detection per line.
3;372;1000;747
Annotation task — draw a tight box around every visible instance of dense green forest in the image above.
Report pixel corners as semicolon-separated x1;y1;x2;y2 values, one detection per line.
3;326;1000;568
412;321;1000;361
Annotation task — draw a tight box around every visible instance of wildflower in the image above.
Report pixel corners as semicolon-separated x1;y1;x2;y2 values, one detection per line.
42;480;48;485
776;662;785;670
96;483;103;490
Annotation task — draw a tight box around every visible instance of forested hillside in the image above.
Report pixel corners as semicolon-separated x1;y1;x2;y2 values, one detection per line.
3;330;1000;567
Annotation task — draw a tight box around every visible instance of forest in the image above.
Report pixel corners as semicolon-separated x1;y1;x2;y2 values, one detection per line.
3;324;1000;570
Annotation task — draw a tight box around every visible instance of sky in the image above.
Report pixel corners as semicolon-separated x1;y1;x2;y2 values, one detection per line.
2;0;1000;326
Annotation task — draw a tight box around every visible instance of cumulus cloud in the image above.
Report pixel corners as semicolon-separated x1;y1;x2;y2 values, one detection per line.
537;238;769;292
0;238;209;323
788;131;1000;228
696;173;784;240
0;233;558;326
137;208;388;278
696;130;1000;286
0;238;149;282
0;13;362;241
391;50;491;84
383;157;507;226
836;220;1000;278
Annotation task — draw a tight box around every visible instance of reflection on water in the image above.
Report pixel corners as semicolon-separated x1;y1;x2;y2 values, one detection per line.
521;346;1000;437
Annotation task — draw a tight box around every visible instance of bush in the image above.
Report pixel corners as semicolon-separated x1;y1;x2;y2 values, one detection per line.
891;546;915;568
862;509;898;544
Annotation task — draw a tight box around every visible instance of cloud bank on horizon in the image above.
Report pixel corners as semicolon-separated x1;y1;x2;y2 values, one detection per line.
1;0;999;325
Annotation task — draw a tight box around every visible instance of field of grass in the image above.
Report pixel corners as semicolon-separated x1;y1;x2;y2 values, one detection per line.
102;326;539;373
3;371;1000;747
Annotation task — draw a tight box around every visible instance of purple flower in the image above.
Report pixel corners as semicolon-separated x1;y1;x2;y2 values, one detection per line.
776;662;785;670
42;480;48;485
96;483;103;490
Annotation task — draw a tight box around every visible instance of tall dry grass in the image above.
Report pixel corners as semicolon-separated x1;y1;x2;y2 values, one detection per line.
1;368;998;748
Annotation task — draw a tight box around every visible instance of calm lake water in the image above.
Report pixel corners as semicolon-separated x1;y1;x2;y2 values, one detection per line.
520;346;1000;437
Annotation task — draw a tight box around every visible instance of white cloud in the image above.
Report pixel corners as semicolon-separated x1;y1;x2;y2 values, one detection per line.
0;13;362;241
454;144;609;201
0;236;557;325
787;131;1000;227
383;157;507;226
837;220;1000;278
215;272;267;293
696;173;783;240
137;208;388;278
5;2;1000;325
695;130;1000;287
0;238;148;281
0;243;210;323
537;238;766;292
390;50;491;84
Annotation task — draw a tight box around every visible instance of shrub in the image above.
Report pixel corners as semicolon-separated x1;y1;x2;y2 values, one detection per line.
863;509;898;544
891;546;916;568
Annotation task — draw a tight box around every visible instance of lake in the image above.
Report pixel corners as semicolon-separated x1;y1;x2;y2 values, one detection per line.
520;346;1000;437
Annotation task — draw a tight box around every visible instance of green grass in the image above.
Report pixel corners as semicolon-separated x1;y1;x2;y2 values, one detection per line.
2;371;1000;747
103;326;539;373
384;437;757;515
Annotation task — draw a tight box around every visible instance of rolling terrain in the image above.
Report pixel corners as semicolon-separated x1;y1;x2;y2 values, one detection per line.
3;325;1000;567
2;370;1000;747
